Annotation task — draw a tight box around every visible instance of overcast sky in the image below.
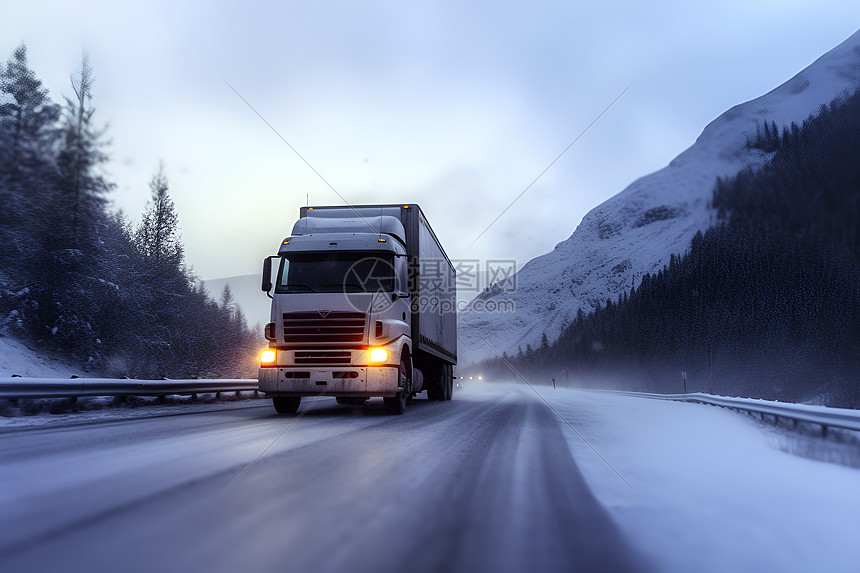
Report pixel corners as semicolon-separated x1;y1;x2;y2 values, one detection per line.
3;1;859;289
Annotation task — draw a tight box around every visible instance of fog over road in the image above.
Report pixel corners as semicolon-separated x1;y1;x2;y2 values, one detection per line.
0;385;645;573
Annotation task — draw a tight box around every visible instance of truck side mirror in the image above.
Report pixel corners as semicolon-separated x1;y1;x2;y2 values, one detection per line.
262;256;274;294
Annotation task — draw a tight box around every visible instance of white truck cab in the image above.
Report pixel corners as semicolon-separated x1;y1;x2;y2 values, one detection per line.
258;205;456;414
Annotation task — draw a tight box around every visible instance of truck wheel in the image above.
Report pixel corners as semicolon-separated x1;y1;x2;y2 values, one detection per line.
272;397;300;414
383;392;407;415
438;364;452;400
445;365;454;400
384;356;410;414
426;373;444;401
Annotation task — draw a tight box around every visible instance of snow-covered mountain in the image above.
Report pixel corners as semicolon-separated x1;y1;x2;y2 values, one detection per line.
459;29;860;365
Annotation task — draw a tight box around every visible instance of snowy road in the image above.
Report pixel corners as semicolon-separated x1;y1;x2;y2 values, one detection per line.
3;382;858;573
0;385;644;573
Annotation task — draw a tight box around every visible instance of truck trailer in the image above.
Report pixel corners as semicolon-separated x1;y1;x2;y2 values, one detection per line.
258;204;457;414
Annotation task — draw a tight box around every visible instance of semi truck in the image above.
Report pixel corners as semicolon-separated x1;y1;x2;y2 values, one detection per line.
259;204;457;414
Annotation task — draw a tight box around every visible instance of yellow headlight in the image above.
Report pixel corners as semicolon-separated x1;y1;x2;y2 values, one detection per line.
260;349;276;365
368;347;388;363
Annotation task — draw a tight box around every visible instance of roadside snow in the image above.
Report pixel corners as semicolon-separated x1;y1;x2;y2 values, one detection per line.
0;393;271;430
536;386;860;573
0;336;83;378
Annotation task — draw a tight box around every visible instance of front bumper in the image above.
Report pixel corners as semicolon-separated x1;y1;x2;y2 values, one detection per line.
258;366;400;397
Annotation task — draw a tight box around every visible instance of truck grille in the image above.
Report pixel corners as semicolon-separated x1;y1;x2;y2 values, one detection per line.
282;311;366;344
294;351;352;365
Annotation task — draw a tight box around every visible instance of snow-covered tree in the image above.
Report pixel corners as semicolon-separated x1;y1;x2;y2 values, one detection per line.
0;44;60;268
54;50;112;249
135;163;183;267
0;44;260;378
219;284;235;315
42;50;114;361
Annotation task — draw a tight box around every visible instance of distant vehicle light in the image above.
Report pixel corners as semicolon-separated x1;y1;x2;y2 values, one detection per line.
469;376;473;380
369;347;388;363
260;349;276;365
478;376;483;380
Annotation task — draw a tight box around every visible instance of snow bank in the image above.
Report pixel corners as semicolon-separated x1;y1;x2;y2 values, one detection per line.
0;336;82;378
539;386;860;573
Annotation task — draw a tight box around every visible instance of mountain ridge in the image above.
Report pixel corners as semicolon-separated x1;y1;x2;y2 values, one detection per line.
459;29;860;364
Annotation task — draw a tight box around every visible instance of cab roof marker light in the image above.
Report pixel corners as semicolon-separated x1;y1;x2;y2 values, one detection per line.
378;237;386;242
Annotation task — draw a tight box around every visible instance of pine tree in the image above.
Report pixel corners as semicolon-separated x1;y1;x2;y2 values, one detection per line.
0;44;60;181
135;163;183;267
128;165;189;374
0;44;60;269
40;50;114;361
54;50;112;250
220;284;236;317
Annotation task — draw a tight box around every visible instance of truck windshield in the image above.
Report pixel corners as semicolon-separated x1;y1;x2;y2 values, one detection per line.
276;254;396;294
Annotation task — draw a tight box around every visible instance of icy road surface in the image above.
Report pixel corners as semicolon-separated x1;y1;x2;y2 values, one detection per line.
0;384;641;573
1;383;857;573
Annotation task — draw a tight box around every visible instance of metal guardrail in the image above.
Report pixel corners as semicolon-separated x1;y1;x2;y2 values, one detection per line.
602;390;860;433
0;378;259;400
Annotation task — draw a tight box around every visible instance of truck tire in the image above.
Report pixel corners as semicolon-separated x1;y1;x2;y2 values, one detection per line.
426;367;444;401
384;355;411;414
272;397;301;414
400;352;413;394
445;364;454;400
383;392;407;415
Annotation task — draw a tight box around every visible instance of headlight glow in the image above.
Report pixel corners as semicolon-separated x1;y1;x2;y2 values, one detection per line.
369;347;388;363
260;349;276;365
